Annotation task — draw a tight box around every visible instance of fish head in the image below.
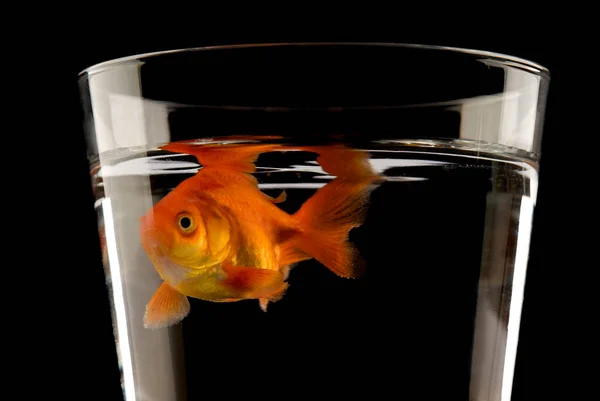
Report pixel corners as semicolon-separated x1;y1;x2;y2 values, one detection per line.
139;190;233;272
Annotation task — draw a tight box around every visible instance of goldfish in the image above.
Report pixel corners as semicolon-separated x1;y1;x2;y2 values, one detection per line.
139;141;381;329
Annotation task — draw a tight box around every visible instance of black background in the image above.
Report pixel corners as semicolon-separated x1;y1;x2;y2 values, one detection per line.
58;26;574;400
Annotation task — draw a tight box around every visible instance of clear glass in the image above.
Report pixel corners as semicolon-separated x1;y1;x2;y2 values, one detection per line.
78;43;549;401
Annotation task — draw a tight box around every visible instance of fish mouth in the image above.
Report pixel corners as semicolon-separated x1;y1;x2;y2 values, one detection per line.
139;215;166;258
139;214;154;234
140;231;167;262
138;215;191;285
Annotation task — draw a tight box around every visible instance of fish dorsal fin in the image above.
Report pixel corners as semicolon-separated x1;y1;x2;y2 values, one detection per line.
160;142;280;173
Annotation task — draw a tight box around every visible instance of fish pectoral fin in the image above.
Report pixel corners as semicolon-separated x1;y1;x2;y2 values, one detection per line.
220;264;289;300
143;282;191;330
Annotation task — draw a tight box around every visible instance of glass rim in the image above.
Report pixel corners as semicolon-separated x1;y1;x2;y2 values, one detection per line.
78;42;550;79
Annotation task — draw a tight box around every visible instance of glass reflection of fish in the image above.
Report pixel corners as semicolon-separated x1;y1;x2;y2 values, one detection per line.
139;142;382;329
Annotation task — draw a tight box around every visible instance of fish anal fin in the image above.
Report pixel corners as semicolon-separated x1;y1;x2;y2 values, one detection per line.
259;298;270;312
258;282;289;312
265;190;287;204
280;264;295;281
144;282;190;330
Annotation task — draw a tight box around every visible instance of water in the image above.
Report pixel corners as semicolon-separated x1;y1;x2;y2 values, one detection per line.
91;139;537;401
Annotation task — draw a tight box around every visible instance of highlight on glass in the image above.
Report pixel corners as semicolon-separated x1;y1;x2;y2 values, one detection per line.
79;43;549;401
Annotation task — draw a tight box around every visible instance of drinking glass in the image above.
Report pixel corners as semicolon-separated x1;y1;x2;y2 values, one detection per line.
78;43;549;401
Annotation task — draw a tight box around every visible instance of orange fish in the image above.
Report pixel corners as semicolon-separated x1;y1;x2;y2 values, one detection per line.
139;142;381;329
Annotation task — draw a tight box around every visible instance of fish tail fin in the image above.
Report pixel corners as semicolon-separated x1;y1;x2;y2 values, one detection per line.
290;175;378;278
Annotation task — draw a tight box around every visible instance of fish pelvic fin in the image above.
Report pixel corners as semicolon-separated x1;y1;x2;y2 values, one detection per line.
220;264;289;302
144;282;191;330
291;175;379;279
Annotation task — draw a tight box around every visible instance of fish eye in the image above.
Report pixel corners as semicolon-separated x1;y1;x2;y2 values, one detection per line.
177;213;196;233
